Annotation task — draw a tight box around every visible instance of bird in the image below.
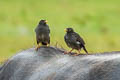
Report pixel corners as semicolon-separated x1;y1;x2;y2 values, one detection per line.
64;28;88;55
35;20;50;50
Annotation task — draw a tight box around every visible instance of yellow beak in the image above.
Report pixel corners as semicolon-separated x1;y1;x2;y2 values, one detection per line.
64;29;67;32
45;20;48;23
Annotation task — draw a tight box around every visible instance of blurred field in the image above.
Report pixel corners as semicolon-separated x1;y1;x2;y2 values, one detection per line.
0;0;120;62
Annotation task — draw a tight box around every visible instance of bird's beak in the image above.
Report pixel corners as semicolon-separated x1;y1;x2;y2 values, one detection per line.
64;29;67;32
45;20;48;23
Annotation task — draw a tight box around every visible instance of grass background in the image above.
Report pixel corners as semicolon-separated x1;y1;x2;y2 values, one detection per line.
0;0;120;62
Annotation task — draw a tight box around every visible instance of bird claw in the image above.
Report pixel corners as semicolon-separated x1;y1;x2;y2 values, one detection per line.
72;53;79;56
35;47;38;51
47;44;50;47
64;51;69;54
35;45;40;51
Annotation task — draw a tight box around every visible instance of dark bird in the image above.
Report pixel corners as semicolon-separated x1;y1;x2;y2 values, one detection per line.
64;28;88;55
35;20;50;50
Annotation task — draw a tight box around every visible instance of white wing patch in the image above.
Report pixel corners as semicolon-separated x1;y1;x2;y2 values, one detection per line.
76;41;81;44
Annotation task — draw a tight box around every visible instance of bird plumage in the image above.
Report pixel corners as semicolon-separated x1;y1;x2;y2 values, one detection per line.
64;28;88;54
35;20;50;50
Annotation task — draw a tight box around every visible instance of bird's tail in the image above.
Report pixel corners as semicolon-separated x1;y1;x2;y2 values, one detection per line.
83;45;88;54
42;42;47;45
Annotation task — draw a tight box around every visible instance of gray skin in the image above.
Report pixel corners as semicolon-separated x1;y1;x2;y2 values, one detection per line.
0;47;120;80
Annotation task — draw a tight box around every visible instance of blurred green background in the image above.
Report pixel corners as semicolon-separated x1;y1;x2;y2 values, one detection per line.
0;0;120;62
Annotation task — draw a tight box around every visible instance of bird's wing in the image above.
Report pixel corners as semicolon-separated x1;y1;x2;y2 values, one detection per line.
47;28;50;34
46;25;50;33
72;32;85;45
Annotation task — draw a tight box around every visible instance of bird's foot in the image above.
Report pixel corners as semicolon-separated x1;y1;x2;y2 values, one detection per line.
72;53;79;56
72;51;80;56
64;51;69;54
35;47;38;51
35;45;40;51
64;49;74;54
47;44;50;47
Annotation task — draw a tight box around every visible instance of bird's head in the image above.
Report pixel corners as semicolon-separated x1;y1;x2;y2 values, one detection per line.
39;20;48;25
64;28;74;33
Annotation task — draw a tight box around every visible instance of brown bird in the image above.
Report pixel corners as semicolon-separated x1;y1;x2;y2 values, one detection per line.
64;28;88;55
35;20;50;50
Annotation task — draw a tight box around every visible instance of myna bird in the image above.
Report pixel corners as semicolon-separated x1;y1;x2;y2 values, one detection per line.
64;28;88;55
35;20;50;50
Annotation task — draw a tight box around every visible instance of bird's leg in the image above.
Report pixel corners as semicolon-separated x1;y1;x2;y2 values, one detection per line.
69;49;74;53
64;49;74;54
78;50;81;54
47;43;50;47
35;43;42;51
47;44;50;47
73;50;81;56
35;45;39;51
